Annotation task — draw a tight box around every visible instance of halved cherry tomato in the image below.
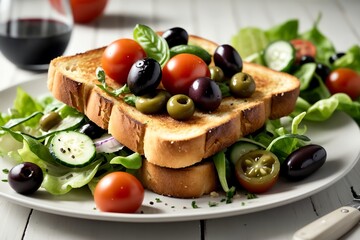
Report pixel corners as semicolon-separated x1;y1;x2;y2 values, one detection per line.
101;39;146;85
162;53;210;95
325;68;360;99
235;150;280;193
94;171;144;213
290;39;317;64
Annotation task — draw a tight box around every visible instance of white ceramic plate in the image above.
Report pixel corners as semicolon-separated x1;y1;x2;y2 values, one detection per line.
1;76;359;223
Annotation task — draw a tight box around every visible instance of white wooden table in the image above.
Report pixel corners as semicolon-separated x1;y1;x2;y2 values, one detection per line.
1;0;360;239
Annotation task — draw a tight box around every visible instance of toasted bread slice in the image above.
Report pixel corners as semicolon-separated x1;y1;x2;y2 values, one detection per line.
139;159;219;198
48;35;300;170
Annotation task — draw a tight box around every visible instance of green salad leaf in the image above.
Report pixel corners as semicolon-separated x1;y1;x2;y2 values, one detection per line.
333;45;360;73
300;15;336;65
265;19;298;42
232;16;360;125
0;88;142;196
231;27;268;64
133;24;170;67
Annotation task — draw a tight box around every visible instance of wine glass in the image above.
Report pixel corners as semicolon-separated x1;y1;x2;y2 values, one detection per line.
0;0;73;71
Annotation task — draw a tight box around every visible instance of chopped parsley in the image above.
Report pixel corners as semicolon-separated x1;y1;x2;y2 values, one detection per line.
246;193;258;199
208;201;219;207
191;201;199;209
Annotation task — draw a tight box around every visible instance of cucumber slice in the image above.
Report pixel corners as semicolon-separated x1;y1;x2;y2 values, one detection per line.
263;40;295;72
228;139;264;165
50;131;96;167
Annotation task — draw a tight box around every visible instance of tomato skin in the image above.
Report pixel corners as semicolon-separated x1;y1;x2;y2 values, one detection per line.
50;0;108;23
162;53;210;95
101;39;146;85
71;0;108;23
94;172;144;213
290;39;317;64
235;150;280;194
325;68;360;99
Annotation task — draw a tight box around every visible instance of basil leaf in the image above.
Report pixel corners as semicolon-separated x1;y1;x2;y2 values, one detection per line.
133;24;170;66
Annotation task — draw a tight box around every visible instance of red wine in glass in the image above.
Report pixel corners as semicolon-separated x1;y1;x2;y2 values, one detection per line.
0;18;72;71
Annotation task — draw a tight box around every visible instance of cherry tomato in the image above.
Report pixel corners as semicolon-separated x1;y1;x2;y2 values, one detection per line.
101;39;146;85
290;39;317;65
50;0;108;23
162;53;210;95
71;0;108;23
94;172;144;213
325;68;360;99
235;150;280;193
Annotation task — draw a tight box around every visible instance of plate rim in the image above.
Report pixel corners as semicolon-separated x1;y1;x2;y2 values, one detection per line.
1;76;360;223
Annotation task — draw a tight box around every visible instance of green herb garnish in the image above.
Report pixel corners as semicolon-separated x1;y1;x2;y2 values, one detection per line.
191;201;199;209
133;24;170;67
96;67;131;97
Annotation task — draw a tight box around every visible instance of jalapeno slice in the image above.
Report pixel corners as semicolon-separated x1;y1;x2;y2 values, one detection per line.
235;150;280;193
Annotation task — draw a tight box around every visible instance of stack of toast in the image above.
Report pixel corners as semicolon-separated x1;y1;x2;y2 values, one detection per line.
47;35;300;198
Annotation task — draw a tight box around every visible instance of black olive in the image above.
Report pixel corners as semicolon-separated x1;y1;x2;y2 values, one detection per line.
8;162;43;195
79;121;106;139
213;44;243;78
315;63;331;81
127;58;162;96
162;27;189;48
329;52;345;65
188;77;222;112
299;55;315;65
281;144;327;181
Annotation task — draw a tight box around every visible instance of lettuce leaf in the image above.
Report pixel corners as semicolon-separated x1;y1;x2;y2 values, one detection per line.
231;19;299;64
265;19;298;42
231;27;268;64
333;45;360;73
250;112;310;164
300;15;336;65
301;93;360;124
1;127;103;195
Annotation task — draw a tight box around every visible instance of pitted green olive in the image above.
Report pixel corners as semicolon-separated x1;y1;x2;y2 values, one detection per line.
166;94;195;121
135;90;170;114
209;66;225;82
40;111;62;132
229;72;256;98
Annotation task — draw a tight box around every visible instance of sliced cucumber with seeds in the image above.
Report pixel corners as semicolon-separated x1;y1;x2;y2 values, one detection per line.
50;131;96;167
228;139;264;165
263;40;295;72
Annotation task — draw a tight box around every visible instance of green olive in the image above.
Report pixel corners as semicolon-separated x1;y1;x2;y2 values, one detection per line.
135;90;170;114
229;72;256;98
209;66;225;82
40;111;62;132
166;94;195;121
